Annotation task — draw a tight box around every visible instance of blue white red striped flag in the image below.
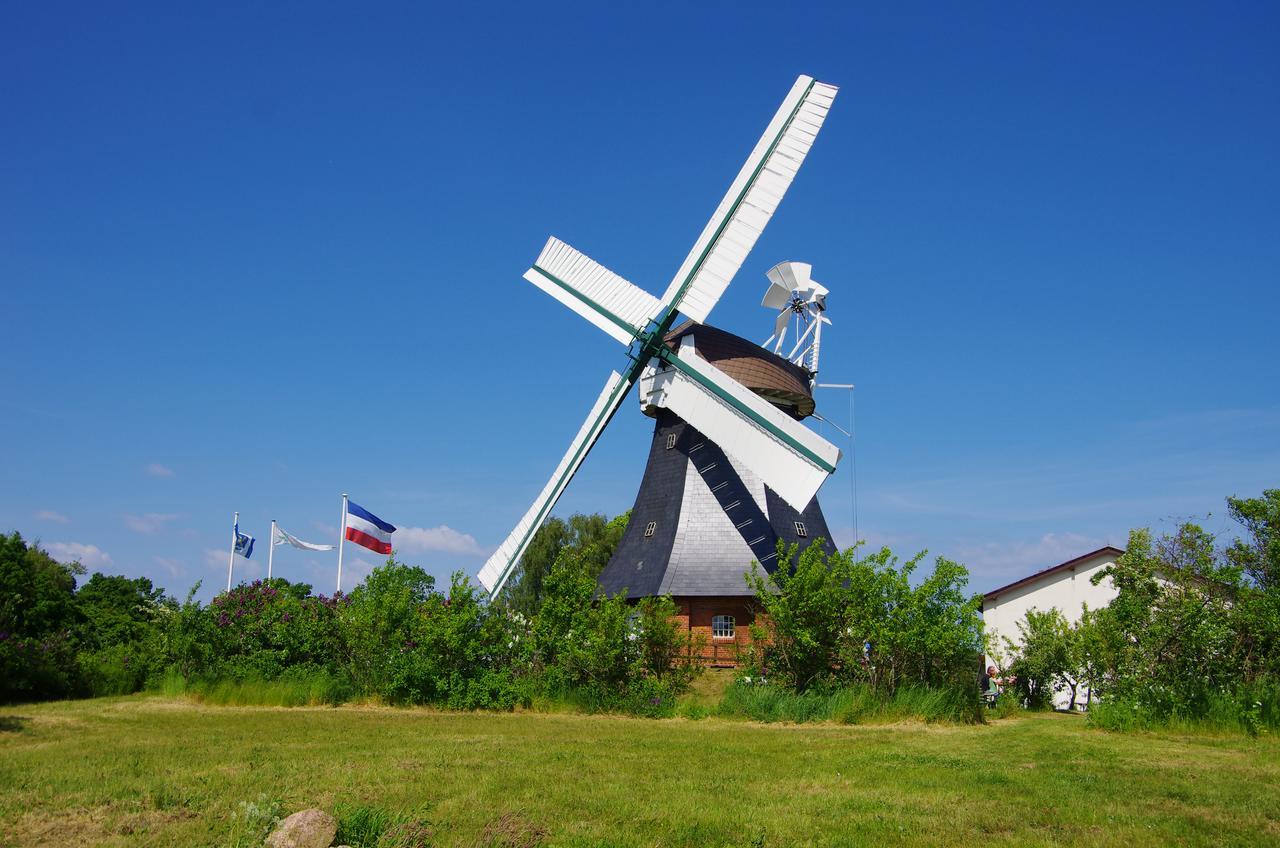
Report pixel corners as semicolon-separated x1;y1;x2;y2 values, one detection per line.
344;500;396;555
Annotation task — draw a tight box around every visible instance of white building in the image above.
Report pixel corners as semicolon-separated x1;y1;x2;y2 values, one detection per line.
982;546;1124;710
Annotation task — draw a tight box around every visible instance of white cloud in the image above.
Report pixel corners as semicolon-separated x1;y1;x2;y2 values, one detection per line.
394;525;488;556
145;463;176;478
153;556;184;577
34;510;70;524
46;542;113;569
124;513;182;534
952;532;1110;581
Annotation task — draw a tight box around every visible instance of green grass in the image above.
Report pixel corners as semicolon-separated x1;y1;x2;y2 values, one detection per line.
155;669;352;708
1;695;1277;847
715;682;981;725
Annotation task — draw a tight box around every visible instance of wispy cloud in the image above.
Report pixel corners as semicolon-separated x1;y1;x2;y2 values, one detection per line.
46;542;113;569
145;463;176;478
395;525;488;556
950;532;1112;581
153;556;185;578
124;513;182;534
34;510;70;524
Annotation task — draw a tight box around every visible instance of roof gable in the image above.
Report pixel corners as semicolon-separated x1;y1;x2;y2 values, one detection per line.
983;546;1125;601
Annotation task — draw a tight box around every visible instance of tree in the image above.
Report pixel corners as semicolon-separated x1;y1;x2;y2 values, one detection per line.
746;541;984;694
337;559;436;696
499;511;628;616
1227;489;1280;591
0;532;84;701
76;573;170;650
1004;607;1080;710
1087;516;1269;723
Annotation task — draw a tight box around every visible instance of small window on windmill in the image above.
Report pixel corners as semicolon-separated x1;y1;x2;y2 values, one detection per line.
794;521;808;538
712;614;735;639
644;521;657;538
665;433;677;450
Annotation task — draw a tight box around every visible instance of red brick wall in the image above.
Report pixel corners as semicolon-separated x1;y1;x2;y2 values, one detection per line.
673;596;760;668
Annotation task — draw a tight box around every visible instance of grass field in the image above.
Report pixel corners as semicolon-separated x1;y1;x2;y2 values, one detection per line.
1;695;1277;847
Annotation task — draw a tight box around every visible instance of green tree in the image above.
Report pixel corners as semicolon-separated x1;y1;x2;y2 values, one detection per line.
76;573;170;649
1003;607;1080;710
337;559;436;695
0;532;84;701
1226;489;1280;591
75;573;173;695
746;541;984;694
500;511;628;616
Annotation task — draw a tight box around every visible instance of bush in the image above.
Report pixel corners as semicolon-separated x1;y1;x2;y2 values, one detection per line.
745;540;984;696
0;532;84;702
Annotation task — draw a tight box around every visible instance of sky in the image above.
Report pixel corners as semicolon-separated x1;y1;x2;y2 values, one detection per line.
3;2;1278;600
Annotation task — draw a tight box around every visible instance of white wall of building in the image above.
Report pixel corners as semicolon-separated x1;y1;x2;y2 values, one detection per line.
982;549;1121;710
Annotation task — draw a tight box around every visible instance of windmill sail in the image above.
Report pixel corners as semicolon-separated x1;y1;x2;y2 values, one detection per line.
655;339;840;511
523;238;661;346
658;76;838;324
477;369;636;595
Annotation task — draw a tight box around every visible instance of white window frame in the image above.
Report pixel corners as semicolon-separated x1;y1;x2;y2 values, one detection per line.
644;521;656;538
711;614;735;640
794;521;808;538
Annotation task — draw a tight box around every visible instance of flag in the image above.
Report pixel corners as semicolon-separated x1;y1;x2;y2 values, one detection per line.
273;523;335;552
344;500;396;555
233;519;255;559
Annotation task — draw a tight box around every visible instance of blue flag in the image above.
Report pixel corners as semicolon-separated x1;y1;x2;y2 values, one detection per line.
233;519;255;559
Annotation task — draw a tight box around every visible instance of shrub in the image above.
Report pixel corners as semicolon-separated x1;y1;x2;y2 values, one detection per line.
745;541;984;696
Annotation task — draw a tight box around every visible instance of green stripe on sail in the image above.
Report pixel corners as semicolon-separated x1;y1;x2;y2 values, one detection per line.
530;265;642;340
659;348;836;474
660;78;817;324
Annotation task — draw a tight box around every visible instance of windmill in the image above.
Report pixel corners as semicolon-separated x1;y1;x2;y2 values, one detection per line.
478;76;841;603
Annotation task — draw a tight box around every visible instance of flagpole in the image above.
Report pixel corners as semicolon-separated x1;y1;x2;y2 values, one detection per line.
268;519;276;581
336;493;348;594
227;511;238;592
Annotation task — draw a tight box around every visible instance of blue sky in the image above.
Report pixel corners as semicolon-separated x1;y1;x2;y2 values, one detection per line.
3;2;1278;599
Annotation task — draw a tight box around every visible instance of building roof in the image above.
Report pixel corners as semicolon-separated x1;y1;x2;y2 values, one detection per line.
982;546;1125;602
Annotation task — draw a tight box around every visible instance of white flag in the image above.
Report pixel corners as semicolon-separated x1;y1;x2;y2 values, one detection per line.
273;524;336;552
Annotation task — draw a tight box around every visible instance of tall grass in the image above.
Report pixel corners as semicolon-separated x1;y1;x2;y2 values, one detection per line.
1089;682;1280;736
154;668;350;707
715;682;982;725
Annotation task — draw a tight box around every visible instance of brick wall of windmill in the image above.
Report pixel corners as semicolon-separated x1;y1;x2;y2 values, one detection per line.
672;596;760;668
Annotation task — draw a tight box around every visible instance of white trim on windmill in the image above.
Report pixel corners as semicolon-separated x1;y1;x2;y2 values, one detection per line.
477;75;842;599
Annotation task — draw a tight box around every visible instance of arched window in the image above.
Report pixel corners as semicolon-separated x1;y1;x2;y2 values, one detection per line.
711;614;735;639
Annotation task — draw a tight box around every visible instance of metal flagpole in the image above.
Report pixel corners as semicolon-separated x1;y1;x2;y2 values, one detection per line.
268;519;276;581
227;511;238;592
336;493;348;593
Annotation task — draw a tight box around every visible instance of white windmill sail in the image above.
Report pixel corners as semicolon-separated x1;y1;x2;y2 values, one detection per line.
523;237;661;346
655;338;840;511
658;76;839;324
477;369;635;595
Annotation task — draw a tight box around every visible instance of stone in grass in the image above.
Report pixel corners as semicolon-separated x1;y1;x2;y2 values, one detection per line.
265;808;338;848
